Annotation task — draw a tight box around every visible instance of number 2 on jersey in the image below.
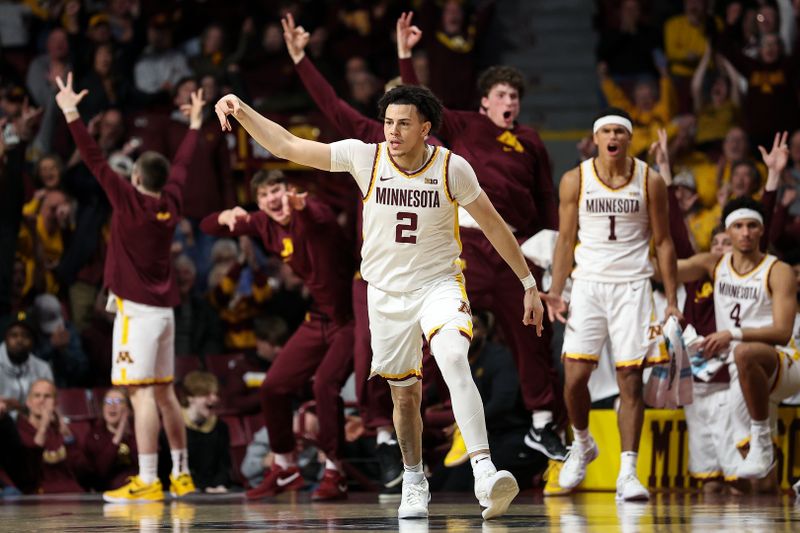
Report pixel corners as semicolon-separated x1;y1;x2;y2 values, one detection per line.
607;215;617;241
395;212;418;244
729;303;741;327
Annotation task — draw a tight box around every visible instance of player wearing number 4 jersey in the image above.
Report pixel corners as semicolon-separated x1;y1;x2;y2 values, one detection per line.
543;108;682;501
677;196;800;481
214;85;545;521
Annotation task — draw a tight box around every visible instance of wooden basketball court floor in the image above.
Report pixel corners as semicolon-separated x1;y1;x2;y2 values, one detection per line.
1;491;798;532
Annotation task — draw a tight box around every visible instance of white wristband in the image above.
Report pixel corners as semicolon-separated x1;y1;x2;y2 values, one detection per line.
61;107;78;114
729;328;743;341
521;273;537;290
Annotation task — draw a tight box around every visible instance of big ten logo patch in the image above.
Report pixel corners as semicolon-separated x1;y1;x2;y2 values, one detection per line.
648;324;663;340
116;351;134;364
280;238;294;262
458;300;471;316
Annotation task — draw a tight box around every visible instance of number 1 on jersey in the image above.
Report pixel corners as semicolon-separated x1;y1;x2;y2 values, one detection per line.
608;215;617;241
395;212;418;244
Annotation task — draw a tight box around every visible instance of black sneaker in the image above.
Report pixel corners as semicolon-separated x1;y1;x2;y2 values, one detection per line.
376;441;403;489
378;480;402;502
524;422;567;461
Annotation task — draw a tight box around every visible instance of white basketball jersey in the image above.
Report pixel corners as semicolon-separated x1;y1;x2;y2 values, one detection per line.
572;157;653;283
360;143;465;292
714;252;778;332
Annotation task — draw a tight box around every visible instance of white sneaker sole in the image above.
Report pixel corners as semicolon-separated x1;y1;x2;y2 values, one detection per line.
103;494;163;503
398;507;429;519
737;457;776;480
558;444;599;490
481;472;519;520
615;489;650;502
523;434;567;461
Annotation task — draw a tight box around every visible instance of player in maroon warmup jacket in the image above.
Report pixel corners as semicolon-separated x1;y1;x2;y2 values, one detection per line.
201;170;356;502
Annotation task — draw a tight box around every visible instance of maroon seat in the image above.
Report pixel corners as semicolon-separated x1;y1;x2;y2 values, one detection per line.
174;355;203;381
67;419;93;445
205;353;246;379
221;415;248;487
57;388;96;421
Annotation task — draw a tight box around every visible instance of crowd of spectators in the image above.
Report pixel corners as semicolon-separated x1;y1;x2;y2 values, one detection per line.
1;0;800;496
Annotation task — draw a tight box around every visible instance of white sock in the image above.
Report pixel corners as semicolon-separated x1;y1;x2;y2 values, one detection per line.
325;458;339;472
431;330;489;454
532;411;553;430
750;419;770;448
403;461;425;484
274;453;296;470
138;453;158;484
376;428;395;446
170;449;189;476
470;452;496;477
572;426;590;445
619;451;638;478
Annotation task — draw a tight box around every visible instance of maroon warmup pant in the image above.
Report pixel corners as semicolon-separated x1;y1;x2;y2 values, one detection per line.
259;314;354;459
352;277;394;429
460;228;564;415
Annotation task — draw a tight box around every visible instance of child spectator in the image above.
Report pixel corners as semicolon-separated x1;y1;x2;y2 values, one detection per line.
181;371;232;493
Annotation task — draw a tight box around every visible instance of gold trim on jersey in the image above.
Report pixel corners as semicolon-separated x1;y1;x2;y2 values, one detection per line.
387;145;440;178
643;163;650;208
615;358;646;369
442;150;454;203
689;471;723;479
728;253;769;279
577;163;583;206
764;258;778;297
563;352;600;363
379;368;423;382
590;156;635;192
112;375;174;386
711;254;725;281
363;144;381;203
116;297;130;345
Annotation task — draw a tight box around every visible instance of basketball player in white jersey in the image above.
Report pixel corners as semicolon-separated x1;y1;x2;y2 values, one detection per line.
677;193;800;481
213;85;544;520
543;108;681;501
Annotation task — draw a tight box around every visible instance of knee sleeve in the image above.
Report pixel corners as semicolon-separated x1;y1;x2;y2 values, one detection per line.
431;329;489;454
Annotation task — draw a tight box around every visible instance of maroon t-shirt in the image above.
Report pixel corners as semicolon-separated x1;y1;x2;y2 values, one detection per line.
200;199;354;324
17;417;87;493
67;119;198;307
399;58;557;238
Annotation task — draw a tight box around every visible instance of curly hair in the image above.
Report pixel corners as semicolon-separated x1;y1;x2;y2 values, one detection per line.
477;66;526;99
377;85;443;132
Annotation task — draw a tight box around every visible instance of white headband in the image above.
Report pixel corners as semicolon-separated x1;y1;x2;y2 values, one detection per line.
724;208;763;229
593;115;633;134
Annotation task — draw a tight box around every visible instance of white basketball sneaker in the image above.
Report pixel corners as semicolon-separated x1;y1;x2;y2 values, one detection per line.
475;469;519;520
615;474;650;501
558;438;599;489
738;436;774;479
398;476;430;519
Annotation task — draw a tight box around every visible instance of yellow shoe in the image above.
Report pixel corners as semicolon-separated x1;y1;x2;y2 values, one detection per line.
169;472;197;498
103;476;164;503
444;427;469;467
543;459;571;496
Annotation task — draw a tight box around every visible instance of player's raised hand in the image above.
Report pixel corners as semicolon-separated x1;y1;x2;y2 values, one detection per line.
54;72;88;113
758;131;789;175
219;206;250;231
214;94;242;132
396;11;422;58
522;288;545;336
540;291;568;324
282;13;310;64
181;88;206;130
648;128;671;184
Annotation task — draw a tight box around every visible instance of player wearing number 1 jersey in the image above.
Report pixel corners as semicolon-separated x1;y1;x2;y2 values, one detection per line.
543;108;681;501
213;85;544;521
